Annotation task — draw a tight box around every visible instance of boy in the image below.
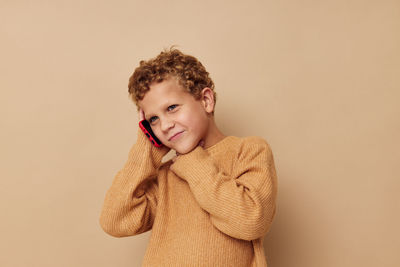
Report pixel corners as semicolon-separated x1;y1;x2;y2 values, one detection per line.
99;48;278;267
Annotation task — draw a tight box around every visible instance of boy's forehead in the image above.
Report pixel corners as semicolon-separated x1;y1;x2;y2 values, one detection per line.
139;97;171;112
140;76;201;114
139;86;186;115
144;79;188;101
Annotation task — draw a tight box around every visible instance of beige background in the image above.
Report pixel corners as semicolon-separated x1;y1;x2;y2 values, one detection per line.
1;0;399;266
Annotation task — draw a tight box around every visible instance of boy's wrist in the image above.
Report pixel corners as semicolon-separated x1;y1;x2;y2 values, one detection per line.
170;146;217;187
171;140;205;162
170;146;210;178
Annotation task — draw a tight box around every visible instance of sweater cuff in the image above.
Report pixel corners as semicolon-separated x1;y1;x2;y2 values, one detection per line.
170;146;217;185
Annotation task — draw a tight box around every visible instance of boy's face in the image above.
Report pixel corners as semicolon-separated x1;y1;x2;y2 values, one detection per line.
139;77;213;154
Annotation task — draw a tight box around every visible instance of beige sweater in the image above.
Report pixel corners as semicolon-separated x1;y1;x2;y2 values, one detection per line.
99;129;278;267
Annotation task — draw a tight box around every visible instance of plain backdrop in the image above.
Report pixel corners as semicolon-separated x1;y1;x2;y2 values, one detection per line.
1;0;399;266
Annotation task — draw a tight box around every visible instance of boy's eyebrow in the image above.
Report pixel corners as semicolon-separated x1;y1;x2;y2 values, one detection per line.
144;113;152;121
144;111;155;120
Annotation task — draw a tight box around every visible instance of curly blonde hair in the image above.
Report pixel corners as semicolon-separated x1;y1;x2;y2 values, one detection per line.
128;47;216;110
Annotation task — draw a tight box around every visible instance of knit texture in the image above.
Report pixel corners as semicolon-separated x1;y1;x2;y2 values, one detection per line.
99;129;278;267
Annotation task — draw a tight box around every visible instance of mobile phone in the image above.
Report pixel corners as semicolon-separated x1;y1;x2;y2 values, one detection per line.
139;120;163;147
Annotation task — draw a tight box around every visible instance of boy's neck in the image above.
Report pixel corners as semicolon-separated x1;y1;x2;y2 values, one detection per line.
203;118;226;149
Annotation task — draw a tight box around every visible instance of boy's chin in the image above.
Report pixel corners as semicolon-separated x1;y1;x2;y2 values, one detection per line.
173;143;198;155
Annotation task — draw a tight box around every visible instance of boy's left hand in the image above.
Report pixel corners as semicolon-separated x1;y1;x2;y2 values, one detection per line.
172;140;205;162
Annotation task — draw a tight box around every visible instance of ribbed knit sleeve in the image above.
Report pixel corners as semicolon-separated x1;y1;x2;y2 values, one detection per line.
169;136;277;241
99;129;170;237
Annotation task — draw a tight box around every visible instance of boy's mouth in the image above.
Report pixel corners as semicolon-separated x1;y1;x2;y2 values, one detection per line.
168;131;184;141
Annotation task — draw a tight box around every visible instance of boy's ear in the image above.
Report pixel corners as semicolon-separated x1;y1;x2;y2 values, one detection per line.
200;87;215;114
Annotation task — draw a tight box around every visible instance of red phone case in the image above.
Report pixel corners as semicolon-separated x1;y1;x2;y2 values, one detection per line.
139;120;163;147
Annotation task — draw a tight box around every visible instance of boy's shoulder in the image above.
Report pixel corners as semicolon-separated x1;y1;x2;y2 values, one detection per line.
230;135;271;150
209;135;272;159
227;135;274;164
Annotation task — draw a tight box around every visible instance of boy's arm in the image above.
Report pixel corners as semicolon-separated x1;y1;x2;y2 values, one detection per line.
170;137;277;241
99;129;170;237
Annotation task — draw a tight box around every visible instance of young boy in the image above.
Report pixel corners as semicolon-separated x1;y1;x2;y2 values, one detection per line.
99;48;278;267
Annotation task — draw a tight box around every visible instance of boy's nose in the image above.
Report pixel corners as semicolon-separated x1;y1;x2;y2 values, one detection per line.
160;119;174;132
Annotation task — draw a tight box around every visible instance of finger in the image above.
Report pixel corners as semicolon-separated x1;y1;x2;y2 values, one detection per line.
199;140;205;148
139;108;145;121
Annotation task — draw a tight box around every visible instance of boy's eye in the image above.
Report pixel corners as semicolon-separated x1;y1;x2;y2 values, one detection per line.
147;105;177;124
167;104;177;111
149;116;158;123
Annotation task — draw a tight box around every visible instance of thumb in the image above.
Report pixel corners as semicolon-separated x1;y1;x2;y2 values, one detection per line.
139;108;145;121
172;151;180;162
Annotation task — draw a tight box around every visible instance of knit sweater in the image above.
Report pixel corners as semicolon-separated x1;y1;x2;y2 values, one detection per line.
99;129;278;267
